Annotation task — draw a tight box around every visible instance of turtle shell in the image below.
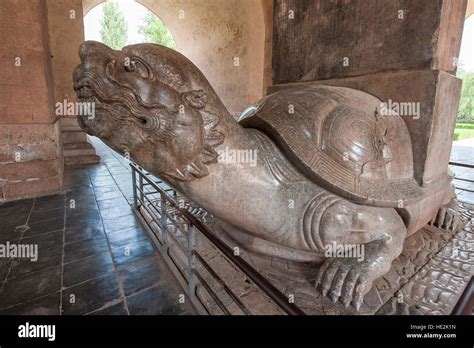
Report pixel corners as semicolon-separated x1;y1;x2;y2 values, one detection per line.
239;85;446;207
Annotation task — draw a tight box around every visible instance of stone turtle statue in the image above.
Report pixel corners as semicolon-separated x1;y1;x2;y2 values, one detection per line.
73;41;463;311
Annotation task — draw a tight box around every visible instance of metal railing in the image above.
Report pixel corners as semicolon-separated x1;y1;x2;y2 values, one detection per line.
449;161;474;197
130;162;305;315
448;161;474;314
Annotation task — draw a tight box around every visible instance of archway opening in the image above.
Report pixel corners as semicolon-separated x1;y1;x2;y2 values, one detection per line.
83;0;176;50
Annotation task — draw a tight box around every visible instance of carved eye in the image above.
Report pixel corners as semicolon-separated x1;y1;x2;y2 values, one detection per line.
124;57;152;79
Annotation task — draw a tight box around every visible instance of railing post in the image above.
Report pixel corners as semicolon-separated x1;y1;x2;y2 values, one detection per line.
160;192;168;244
131;165;138;208
187;224;196;297
138;167;144;205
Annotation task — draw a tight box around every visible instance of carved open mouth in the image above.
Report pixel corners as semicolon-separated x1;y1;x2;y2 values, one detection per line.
76;85;92;98
74;81;98;102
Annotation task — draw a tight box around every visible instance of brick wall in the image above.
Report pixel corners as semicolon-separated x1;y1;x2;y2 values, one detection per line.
0;0;63;201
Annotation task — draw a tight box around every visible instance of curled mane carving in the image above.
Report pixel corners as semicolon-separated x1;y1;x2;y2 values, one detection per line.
127;44;226;182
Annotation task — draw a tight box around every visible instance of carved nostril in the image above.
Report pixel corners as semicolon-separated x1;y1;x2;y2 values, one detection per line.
133;115;159;131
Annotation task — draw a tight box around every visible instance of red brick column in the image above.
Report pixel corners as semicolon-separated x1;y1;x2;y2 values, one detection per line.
0;0;63;201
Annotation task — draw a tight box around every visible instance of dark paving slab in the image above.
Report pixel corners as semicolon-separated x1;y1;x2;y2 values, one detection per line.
29;207;64;224
127;285;190;315
64;238;109;263
33;199;65;213
62;272;121;315
21;230;63;251
65;224;105;244
102;214;141;233
65;213;101;229
119;256;163;297
0;221;27;242
9;246;62;279
0;266;61;309
106;226;146;249
0;213;30;227
22;217;64;238
90;176;114;188
0;199;33;212
66;201;100;216
87;301;128;315
97;196;130;211
111;239;156;268
0;292;60;315
100;206;134;221
63;251;114;288
0;260;11;281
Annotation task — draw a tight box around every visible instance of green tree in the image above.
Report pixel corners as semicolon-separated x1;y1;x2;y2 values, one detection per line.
138;13;176;49
457;68;474;122
100;0;128;50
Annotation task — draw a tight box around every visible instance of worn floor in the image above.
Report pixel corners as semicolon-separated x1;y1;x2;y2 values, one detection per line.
0;138;194;315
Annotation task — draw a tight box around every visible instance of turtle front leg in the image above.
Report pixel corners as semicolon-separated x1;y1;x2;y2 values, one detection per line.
315;238;404;310
315;201;406;310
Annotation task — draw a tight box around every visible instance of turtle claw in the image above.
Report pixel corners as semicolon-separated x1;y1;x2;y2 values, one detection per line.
316;257;375;312
329;292;339;303
432;199;465;231
354;283;366;311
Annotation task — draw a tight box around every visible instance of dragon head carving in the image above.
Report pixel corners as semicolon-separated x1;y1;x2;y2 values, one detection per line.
73;41;224;181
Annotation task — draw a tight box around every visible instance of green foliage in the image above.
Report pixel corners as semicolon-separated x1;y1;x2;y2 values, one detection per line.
454;123;474;141
456;69;474;122
453;127;474;141
138;13;176;49
100;0;128;50
455;123;474;130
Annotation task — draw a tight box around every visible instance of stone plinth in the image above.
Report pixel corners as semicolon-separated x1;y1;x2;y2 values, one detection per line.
269;70;462;187
270;0;466;192
272;0;467;84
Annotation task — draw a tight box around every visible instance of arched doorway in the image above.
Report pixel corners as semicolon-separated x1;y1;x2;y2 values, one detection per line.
83;0;176;50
